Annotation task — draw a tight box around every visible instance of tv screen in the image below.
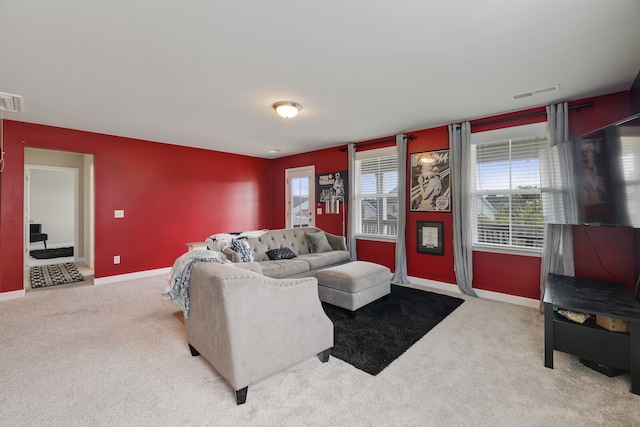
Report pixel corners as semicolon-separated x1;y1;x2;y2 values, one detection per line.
540;113;640;227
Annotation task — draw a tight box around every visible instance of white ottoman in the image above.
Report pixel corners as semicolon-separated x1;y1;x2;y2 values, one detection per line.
316;261;391;311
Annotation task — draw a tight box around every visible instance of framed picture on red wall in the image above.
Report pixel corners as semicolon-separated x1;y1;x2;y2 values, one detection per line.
316;170;347;213
417;221;444;255
410;149;450;212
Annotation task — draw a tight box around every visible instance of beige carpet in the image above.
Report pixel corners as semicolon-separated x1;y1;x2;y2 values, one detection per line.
0;275;637;426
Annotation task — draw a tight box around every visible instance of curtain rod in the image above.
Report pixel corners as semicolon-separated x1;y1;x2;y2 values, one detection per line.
339;134;414;152
470;102;593;128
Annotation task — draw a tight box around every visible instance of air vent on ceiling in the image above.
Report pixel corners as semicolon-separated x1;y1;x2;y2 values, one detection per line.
0;92;24;113
512;84;560;101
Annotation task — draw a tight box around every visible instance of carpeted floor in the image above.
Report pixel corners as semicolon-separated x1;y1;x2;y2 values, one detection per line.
30;262;85;288
1;276;638;425
323;285;464;375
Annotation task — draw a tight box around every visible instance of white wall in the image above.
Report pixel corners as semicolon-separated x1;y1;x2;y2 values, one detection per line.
29;168;76;247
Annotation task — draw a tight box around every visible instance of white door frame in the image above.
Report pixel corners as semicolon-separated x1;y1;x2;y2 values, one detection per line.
24;164;79;267
285;166;315;228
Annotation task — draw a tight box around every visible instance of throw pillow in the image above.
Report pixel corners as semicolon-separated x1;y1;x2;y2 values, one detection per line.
266;247;297;260
232;239;254;263
305;231;333;253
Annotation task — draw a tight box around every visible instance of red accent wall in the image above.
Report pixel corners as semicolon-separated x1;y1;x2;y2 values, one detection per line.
356;239;396;271
268;91;634;300
568;91;631;139
406;126;456;284
473;251;541;298
0;121;272;293
573;226;635;293
271;147;349;237
1;91;634;298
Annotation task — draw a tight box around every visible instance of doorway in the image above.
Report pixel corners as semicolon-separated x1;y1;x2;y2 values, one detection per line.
285;166;315;228
24;148;95;289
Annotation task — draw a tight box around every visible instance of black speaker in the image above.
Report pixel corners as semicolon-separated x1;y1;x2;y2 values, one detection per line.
580;358;625;378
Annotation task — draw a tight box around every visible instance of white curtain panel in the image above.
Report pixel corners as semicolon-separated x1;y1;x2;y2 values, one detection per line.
347;143;357;261
450;122;477;296
391;134;410;285
539;102;574;311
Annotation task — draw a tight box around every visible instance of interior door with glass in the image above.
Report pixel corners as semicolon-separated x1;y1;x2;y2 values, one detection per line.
285;166;315;228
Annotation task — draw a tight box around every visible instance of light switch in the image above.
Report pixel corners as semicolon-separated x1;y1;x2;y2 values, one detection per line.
114;210;125;218
114;255;120;264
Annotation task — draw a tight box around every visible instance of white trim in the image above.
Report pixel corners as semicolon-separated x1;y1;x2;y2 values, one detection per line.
472;244;542;257
94;267;171;285
356;235;396;243
408;276;539;309
0;289;26;301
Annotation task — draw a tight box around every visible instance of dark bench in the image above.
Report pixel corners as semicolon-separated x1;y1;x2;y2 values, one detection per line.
29;223;48;249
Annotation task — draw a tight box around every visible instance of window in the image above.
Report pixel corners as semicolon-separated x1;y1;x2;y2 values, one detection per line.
621;127;640;220
354;146;398;239
285;166;315;228
470;123;547;253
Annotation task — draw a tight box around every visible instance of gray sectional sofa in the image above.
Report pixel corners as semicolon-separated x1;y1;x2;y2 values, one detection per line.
207;227;351;279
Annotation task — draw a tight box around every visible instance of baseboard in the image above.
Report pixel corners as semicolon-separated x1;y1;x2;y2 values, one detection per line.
407;276;539;309
0;289;26;301
94;267;171;286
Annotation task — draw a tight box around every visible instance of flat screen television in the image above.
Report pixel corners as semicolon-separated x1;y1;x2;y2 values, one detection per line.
540;112;640;227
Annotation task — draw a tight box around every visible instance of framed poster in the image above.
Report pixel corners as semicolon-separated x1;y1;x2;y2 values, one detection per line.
410;149;450;212
316;170;348;214
417;221;444;255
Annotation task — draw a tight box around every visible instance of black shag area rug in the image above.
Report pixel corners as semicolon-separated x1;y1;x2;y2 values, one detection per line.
29;247;74;259
322;285;464;375
30;262;84;289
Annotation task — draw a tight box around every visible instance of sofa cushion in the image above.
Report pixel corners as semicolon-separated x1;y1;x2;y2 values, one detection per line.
247;227;320;261
258;259;310;279
297;251;351;270
266;247;296;260
232;239;254;262
317;261;391;293
305;231;333;253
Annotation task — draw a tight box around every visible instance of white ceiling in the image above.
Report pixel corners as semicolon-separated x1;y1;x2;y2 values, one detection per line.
1;0;639;159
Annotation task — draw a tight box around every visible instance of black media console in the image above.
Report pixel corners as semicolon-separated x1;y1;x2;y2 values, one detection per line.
543;273;640;394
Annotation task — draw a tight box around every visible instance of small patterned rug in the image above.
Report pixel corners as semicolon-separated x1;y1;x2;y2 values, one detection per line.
30;263;85;289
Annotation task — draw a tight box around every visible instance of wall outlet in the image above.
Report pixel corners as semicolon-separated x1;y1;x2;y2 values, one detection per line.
114;209;125;218
114;255;120;264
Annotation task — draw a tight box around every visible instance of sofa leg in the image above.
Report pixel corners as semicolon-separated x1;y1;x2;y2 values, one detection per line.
318;348;331;363
188;344;200;356
236;387;248;405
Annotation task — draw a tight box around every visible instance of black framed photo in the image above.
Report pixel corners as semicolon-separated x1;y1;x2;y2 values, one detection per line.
417;221;444;255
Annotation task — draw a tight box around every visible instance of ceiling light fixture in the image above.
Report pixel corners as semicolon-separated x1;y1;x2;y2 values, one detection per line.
273;101;302;119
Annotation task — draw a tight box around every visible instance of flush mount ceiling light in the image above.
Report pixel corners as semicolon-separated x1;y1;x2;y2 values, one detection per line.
273;101;302;119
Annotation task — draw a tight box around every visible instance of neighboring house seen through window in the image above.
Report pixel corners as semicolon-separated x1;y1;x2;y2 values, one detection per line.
355;146;398;239
470;122;547;254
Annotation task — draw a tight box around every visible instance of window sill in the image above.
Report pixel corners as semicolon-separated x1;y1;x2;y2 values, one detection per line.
472;244;542;258
356;235;397;243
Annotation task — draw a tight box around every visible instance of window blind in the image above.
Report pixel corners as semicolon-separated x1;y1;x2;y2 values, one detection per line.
471;131;547;250
355;147;398;237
